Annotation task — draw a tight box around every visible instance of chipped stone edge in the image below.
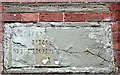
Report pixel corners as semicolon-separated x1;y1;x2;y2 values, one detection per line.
3;22;115;73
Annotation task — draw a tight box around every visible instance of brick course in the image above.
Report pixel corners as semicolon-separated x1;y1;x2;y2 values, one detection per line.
39;13;63;22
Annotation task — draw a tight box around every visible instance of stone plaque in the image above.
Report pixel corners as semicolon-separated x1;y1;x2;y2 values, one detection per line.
4;22;115;73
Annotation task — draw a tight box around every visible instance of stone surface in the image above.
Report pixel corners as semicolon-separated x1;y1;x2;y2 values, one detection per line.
4;3;109;13
0;0;119;2
3;22;115;73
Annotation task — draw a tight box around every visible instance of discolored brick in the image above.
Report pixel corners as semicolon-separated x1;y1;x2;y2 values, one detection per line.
86;12;102;22
4;13;21;21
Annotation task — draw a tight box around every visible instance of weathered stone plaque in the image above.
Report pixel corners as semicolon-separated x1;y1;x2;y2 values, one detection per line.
4;22;115;73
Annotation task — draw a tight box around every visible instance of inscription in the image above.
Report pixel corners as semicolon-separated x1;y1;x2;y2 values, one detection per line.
4;23;115;73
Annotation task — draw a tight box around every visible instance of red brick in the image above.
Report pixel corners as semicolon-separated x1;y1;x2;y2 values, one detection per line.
118;12;120;21
21;0;38;2
38;0;87;2
21;13;38;22
0;43;3;51
0;32;3;42
64;12;86;22
4;13;21;21
39;13;63;22
70;0;87;2
112;32;120;41
0;51;3;63
113;41;120;50
102;12;118;21
87;0;100;2
0;63;3;73
3;0;14;2
100;0;116;2
0;22;3;32
0;14;2;22
0;3;3;13
110;3;119;11
86;12;102;22
114;51;120;62
112;22;120;31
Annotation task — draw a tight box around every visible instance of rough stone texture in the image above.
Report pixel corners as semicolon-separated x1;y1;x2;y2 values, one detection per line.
3;22;115;73
0;0;119;2
4;3;110;13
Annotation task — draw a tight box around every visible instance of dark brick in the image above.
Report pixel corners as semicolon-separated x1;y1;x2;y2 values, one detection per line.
4;13;21;21
110;3;119;11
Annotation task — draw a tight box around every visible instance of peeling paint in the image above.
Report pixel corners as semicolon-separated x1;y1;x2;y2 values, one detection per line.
4;22;115;73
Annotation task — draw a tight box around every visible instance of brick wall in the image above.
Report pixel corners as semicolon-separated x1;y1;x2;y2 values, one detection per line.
0;0;120;74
